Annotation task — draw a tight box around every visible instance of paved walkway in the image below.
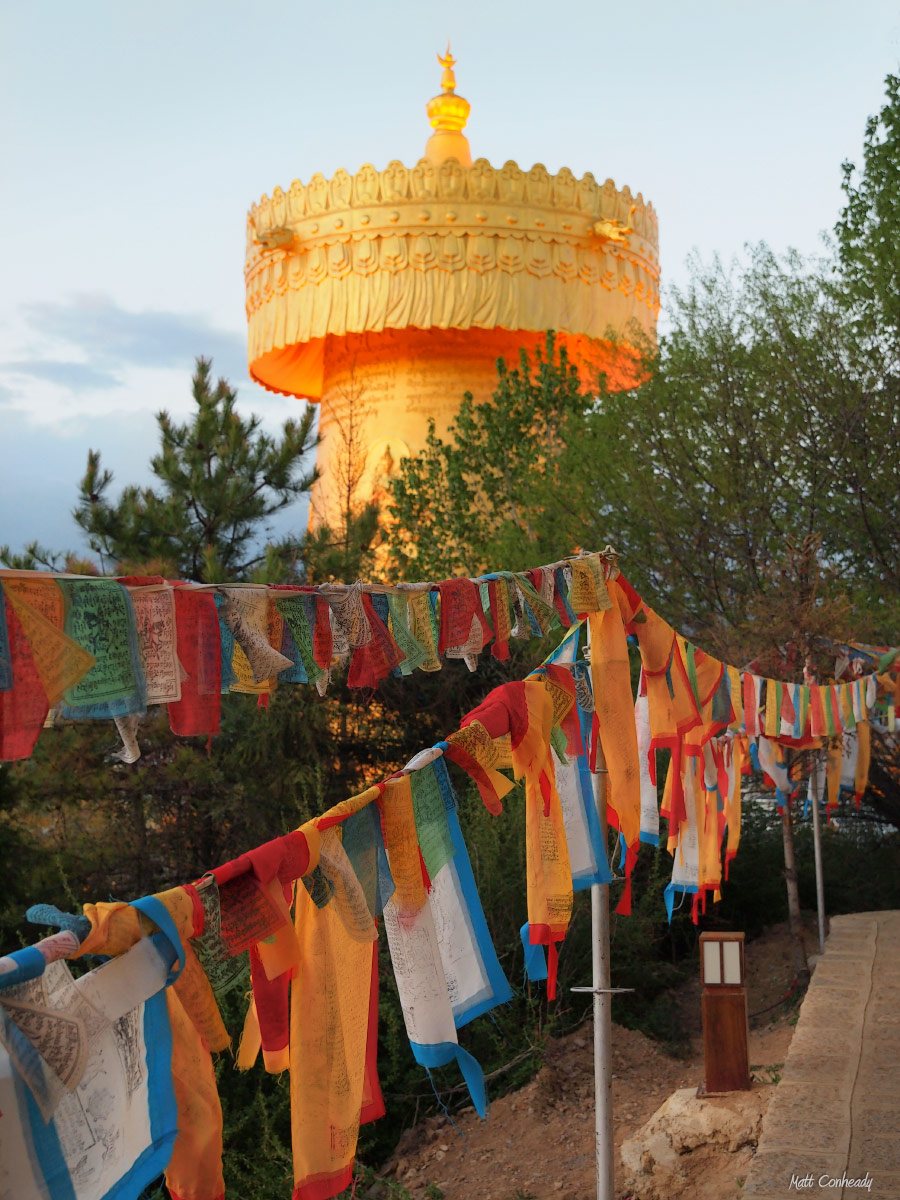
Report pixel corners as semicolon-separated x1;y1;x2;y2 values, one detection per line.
743;911;900;1200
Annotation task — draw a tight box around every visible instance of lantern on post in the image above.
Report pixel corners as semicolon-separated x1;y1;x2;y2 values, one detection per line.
698;931;751;1094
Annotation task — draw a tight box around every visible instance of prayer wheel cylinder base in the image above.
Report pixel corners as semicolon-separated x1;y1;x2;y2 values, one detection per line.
310;328;540;528
307;326;639;527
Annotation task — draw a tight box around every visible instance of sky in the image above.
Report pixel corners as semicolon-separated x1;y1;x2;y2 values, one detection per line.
1;0;898;560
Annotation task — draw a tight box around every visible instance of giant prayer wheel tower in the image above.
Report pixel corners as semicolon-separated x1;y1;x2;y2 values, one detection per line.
245;50;659;527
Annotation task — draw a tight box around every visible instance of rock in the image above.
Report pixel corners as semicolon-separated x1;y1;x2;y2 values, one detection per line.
620;1086;767;1200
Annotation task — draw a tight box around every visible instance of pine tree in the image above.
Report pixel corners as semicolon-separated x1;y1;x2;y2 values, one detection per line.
73;357;318;582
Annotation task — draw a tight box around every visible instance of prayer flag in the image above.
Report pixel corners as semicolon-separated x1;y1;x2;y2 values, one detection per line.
0;584;11;693
168;588;221;737
59;579;146;720
3;579;96;707
0;599;50;761
123;581;182;705
0;897;188;1200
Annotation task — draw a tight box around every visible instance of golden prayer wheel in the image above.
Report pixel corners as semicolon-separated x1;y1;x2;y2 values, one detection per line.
244;50;660;526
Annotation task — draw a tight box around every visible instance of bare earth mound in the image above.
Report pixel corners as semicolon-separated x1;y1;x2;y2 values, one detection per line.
381;921;813;1200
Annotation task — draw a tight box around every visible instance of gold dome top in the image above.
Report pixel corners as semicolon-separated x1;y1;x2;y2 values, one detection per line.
424;46;472;166
245;48;661;401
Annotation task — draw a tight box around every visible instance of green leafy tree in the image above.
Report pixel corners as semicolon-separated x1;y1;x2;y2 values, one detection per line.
592;245;900;648
830;72;900;612
74;357;318;582
836;72;900;345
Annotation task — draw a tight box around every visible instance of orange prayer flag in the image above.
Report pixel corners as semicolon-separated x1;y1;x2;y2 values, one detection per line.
588;606;641;849
4;580;95;706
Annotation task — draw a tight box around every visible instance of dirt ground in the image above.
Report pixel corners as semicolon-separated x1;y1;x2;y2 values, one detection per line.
380;918;819;1200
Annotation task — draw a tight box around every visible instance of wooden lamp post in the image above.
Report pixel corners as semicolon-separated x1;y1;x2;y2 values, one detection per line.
698;931;751;1094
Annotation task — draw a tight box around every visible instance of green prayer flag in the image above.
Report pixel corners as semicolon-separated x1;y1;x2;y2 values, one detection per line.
410;763;455;882
387;594;429;675
275;595;323;685
60;580;145;717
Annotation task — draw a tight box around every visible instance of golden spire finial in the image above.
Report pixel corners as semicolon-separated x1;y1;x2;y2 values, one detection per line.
425;44;471;164
437;42;457;92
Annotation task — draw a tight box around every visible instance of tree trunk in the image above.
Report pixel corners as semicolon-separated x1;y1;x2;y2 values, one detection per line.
780;800;811;989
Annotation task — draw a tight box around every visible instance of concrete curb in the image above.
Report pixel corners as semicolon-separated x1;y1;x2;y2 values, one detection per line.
741;911;900;1200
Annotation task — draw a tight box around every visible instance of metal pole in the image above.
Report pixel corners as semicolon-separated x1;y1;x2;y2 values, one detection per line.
809;753;826;955
590;760;614;1200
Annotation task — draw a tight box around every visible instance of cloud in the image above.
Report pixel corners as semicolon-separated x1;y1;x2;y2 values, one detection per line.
18;294;248;381
5;360;121;391
0;295;257;426
0;366;206;429
0;295;308;437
